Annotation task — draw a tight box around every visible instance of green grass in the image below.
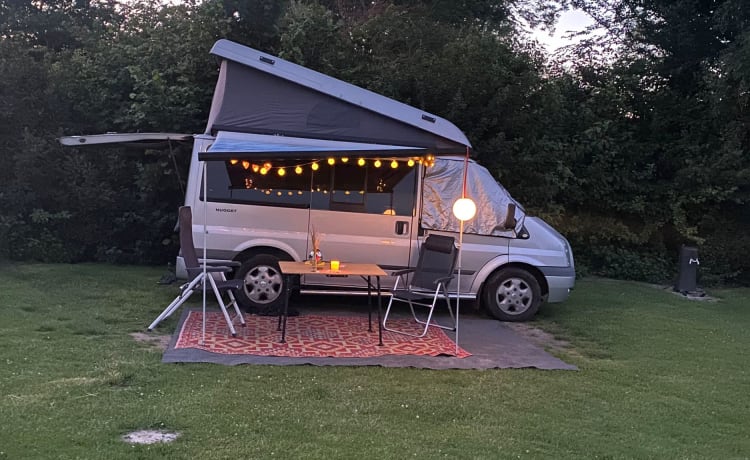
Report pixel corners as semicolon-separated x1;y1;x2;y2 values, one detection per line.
1;264;748;459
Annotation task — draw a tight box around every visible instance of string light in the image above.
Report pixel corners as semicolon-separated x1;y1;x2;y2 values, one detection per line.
230;156;425;179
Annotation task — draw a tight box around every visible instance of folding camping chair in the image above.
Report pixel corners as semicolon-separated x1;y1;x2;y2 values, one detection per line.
382;234;458;338
147;206;246;336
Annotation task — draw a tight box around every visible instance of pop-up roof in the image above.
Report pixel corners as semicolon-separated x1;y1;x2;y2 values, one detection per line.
203;39;471;157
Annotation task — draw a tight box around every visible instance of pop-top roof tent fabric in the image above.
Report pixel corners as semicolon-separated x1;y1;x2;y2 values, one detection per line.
201;39;471;158
197;40;523;236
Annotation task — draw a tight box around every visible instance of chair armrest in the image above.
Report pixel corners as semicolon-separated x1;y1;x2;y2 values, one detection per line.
199;259;241;268
186;266;233;278
433;275;454;286
390;268;416;276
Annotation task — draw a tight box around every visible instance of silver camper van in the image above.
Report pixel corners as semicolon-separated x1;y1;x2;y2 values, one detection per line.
60;39;575;321
182;133;575;321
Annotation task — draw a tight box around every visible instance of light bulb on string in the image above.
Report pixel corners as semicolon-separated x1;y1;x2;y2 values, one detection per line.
295;165;303;174
327;157;335;165
407;159;415;167
357;158;366;167
277;167;286;176
263;162;272;170
311;162;319;171
252;164;260;172
374;159;382;168
260;167;268;175
230;159;239;165
341;157;349;163
390;160;398;169
242;161;251;170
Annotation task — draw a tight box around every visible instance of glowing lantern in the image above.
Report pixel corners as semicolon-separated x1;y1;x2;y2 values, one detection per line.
452;198;477;222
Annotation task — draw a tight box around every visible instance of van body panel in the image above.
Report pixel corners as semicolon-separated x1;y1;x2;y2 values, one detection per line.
306;210;415;290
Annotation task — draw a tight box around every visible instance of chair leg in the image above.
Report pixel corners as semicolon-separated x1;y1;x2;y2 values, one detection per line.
147;276;202;331
219;274;245;327
208;276;238;337
383;285;457;338
383;296;433;338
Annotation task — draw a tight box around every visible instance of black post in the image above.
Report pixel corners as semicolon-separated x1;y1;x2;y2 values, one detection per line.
675;245;699;293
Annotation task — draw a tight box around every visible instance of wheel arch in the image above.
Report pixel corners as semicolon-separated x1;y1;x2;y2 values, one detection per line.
232;240;299;265
476;261;549;305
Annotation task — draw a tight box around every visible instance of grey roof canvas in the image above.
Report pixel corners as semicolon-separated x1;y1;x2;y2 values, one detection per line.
205;39;471;153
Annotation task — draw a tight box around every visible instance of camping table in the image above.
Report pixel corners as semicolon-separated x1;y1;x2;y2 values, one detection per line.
277;261;388;346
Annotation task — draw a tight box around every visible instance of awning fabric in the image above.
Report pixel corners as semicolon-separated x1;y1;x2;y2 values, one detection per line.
200;131;426;161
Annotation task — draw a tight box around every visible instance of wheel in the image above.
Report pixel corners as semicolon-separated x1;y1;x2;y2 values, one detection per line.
234;254;286;314
483;267;542;322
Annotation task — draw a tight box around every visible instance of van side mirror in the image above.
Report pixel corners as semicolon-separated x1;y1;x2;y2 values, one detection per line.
503;203;517;229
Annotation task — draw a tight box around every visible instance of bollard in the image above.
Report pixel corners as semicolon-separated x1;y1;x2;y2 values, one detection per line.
674;245;699;293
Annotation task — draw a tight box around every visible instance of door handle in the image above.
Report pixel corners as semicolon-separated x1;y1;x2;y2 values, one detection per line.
395;221;409;235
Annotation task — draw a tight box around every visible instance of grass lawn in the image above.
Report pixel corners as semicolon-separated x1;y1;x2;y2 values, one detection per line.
1;263;748;459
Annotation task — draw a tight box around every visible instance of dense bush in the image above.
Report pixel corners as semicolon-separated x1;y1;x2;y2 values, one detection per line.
0;0;747;286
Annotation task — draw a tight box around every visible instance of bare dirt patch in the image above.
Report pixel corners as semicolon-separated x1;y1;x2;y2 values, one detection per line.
130;332;171;351
504;322;574;356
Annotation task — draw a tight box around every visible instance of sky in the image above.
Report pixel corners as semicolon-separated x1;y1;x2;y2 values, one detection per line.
531;9;596;52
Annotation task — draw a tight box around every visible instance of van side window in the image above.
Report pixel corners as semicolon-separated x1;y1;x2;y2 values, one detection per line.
202;159;416;215
202;160;312;208
365;164;416;216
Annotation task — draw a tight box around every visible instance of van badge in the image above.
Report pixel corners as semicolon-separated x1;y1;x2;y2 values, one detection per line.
215;208;237;213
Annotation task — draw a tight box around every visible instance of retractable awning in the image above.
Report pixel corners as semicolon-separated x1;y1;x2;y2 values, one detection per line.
199;131;427;161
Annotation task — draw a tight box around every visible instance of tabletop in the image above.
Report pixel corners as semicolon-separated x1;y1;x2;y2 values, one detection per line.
278;261;387;277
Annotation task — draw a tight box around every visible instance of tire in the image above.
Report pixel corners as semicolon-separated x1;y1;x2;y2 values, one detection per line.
483;267;542;322
234;254;286;314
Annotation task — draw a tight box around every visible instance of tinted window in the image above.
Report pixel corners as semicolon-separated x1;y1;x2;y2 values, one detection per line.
204;160;312;208
202;158;416;216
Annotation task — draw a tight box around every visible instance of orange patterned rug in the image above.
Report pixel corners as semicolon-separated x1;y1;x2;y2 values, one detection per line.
174;311;470;358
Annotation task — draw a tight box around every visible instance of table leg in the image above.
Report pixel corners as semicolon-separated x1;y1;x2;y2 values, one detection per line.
377;276;383;346
366;275;373;332
279;274;290;343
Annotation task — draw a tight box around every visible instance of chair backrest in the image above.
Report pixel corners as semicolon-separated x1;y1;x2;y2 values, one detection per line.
178;206;200;274
411;234;458;290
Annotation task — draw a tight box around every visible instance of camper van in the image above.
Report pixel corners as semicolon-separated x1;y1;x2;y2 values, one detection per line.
60;39;574;321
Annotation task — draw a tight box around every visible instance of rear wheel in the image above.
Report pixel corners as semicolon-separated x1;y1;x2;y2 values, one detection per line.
483;267;542;322
235;254;286;314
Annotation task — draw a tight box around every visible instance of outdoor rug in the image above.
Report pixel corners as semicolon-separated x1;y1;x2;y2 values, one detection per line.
162;308;578;370
172;310;470;358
